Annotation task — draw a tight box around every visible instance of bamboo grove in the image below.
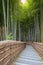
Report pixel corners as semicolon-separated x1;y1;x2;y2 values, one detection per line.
0;0;43;41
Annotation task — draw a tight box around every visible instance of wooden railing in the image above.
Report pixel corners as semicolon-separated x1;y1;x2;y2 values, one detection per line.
26;42;43;59
32;42;43;59
0;41;26;65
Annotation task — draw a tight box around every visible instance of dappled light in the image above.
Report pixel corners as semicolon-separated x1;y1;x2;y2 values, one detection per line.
21;0;26;4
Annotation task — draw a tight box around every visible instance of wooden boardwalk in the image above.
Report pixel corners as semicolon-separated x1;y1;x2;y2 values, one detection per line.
12;45;43;65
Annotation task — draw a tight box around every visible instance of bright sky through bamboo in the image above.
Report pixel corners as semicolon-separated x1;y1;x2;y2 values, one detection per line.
21;0;26;4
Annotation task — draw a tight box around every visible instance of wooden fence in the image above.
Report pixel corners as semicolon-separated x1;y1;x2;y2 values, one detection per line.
0;41;26;65
32;42;43;59
26;42;43;59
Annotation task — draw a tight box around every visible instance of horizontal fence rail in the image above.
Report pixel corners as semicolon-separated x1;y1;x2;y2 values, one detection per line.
0;41;26;65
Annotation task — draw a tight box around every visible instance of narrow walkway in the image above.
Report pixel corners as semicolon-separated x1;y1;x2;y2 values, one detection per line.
12;45;43;65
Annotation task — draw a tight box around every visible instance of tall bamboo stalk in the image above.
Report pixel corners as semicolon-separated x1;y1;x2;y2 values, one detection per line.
2;0;6;39
7;0;9;36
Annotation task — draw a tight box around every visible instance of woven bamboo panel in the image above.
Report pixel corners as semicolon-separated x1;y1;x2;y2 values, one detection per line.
0;41;26;65
32;42;43;58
